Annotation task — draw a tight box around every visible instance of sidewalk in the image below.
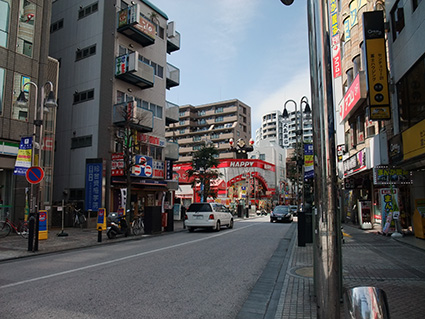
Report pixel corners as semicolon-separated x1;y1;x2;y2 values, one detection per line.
270;223;425;318
0;219;188;262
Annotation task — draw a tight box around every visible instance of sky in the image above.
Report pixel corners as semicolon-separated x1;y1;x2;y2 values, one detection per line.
152;0;311;138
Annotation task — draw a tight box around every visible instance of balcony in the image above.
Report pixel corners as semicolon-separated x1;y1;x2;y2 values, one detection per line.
117;4;155;47
115;52;154;89
112;101;153;132
164;141;179;160
166;63;180;89
165;101;179;125
167;25;181;54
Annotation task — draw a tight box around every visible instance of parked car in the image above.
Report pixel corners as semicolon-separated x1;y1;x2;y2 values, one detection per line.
270;205;293;223
185;203;234;232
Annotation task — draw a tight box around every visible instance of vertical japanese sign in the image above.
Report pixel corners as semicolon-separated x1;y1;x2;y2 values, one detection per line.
14;137;32;176
85;159;103;212
363;11;390;120
380;188;398;234
329;0;341;78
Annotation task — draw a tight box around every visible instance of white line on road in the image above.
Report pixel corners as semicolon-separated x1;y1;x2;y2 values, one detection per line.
0;224;254;290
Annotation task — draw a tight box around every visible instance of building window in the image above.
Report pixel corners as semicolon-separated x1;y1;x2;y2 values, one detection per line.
71;135;92;149
353;55;361;77
356;116;365;144
76;44;96;61
12;73;30;121
78;2;98;20
215;116;223;122
50;18;64;33
73;89;94;104
0;0;11;48
17;0;35;57
397;54;425;131
391;0;405;41
76;45;95;61
259;154;266;161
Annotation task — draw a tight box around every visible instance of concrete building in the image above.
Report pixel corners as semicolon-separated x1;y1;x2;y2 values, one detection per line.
250;138;287;205
255;110;283;145
166;99;252;163
255;108;312;149
49;0;180;214
0;0;58;222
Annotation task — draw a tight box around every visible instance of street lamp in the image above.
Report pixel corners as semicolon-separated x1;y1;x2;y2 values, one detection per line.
16;81;57;251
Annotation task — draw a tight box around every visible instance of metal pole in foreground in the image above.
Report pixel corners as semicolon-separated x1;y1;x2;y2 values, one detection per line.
307;0;341;317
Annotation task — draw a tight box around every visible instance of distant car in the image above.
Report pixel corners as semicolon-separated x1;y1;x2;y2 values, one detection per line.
289;205;298;216
270;205;293;223
256;209;267;216
185;203;234;232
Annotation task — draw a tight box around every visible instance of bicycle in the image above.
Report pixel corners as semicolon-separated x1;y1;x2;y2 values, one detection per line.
73;207;87;228
131;214;144;236
0;212;29;239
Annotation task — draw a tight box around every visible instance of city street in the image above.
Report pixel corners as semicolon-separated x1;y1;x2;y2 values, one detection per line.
0;217;292;319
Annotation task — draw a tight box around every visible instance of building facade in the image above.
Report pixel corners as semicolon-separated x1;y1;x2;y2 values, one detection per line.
0;0;58;222
49;0;180;215
331;0;425;237
166;99;252;163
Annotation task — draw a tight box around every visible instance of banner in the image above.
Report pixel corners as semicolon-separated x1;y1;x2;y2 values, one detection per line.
304;144;314;179
14;137;32;176
380;188;398;234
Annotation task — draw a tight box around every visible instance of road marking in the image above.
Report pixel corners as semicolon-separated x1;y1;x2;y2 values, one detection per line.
0;224;254;290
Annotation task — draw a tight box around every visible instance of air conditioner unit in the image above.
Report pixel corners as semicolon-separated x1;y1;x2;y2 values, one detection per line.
167;21;176;38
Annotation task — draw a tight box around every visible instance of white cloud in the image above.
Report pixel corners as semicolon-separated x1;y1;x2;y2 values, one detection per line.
250;69;311;135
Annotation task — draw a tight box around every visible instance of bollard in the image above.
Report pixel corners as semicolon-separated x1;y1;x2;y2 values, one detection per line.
27;214;35;251
34;212;39;251
344;286;390;319
98;227;102;242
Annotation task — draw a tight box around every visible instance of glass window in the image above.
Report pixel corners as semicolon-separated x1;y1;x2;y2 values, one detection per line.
0;67;4;115
17;0;36;57
0;0;11;48
12;73;30;121
391;0;405;41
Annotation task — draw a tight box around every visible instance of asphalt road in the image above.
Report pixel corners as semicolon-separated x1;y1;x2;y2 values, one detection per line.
0;216;293;319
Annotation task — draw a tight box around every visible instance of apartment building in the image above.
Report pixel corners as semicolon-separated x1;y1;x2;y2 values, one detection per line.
166;99;251;163
49;0;180;213
0;0;58;222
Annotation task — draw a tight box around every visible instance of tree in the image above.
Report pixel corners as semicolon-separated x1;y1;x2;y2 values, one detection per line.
187;142;221;202
112;101;151;221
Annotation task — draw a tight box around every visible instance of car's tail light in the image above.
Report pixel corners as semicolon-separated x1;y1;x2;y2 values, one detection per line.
185;214;188;220
209;214;214;220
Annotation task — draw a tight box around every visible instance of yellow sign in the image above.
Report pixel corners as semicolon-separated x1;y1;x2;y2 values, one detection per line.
365;38;390;108
97;208;107;231
370;105;391;120
402;118;425;160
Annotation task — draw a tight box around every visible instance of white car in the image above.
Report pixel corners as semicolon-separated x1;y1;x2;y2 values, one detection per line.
185;203;234;232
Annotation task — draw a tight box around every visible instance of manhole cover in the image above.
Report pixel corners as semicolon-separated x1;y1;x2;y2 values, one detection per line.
290;266;314;278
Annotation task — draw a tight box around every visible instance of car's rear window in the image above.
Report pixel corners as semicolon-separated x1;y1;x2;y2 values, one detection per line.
274;206;290;213
188;203;212;212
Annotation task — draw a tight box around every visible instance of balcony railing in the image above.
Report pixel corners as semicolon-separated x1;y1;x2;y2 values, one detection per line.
117;4;155;47
115;52;154;89
112;101;153;132
165;101;179;125
166;63;180;89
167;30;181;54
